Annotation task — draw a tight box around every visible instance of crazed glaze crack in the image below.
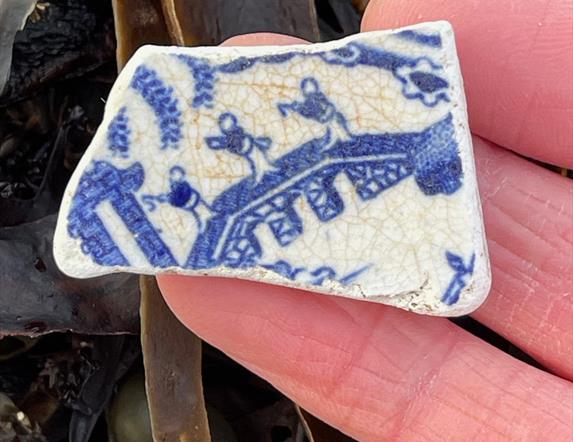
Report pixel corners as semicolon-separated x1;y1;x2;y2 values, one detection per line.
53;22;491;317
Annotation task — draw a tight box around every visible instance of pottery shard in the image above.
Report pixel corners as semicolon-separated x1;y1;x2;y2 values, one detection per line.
54;21;491;316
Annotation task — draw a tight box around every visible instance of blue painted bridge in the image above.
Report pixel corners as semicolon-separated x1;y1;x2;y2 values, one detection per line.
68;113;462;271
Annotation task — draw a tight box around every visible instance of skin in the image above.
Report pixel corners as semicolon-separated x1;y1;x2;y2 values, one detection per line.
158;1;573;440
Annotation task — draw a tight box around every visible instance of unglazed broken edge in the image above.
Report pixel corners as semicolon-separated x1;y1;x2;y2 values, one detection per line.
53;21;491;316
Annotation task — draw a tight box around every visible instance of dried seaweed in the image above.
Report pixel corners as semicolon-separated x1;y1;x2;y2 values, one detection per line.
140;276;210;442
0;60;116;227
351;0;370;14
160;0;320;45
0;334;139;441
111;0;172;70
0;0;115;107
0;392;47;441
315;0;361;40
68;336;140;442
296;405;356;441
231;398;304;442
0;0;37;94
0;215;140;336
0;337;38;362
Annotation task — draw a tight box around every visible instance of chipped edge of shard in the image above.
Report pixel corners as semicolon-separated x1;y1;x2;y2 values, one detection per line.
53;21;492;316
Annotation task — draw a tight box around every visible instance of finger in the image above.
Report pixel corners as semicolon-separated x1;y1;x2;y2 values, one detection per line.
470;136;573;379
158;275;573;441
218;32;573;376
160;32;573;440
362;0;573;168
222;32;308;46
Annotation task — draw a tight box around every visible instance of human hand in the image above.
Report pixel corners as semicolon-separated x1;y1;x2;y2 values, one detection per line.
157;0;573;440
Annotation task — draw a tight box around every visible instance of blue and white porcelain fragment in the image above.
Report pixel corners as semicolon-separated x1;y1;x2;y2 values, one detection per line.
54;21;491;316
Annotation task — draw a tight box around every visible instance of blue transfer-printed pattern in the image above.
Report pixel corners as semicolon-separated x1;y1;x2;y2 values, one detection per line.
205;113;273;181
68;108;463;291
187;109;462;271
174;42;449;110
69;55;464;300
396;30;442;48
277;77;352;153
394;58;450;107
412;111;461;195
141;166;211;230
442;251;476;305
68;161;178;268
107;107;131;158
277;77;351;142
175;55;216;108
316;42;449;107
262;260;370;286
130;65;182;149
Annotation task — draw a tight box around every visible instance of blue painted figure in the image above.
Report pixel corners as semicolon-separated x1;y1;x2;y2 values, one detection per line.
278;78;351;150
206;113;274;181
142;166;210;230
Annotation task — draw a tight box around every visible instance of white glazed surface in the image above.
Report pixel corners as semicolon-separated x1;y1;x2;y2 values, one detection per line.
54;21;491;316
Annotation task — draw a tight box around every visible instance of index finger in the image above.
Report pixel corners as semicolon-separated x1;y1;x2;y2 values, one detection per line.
362;0;573;168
